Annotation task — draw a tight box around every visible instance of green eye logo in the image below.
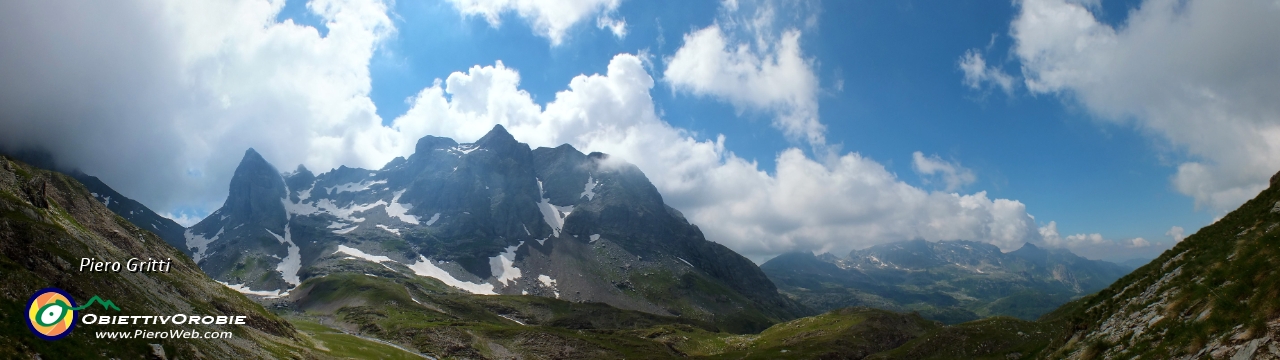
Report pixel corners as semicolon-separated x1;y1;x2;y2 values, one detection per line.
26;288;77;340
25;288;120;341
35;299;72;326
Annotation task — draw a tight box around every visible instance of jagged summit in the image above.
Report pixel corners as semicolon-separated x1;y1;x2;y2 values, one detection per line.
223;147;287;228
472;124;526;158
1009;241;1048;258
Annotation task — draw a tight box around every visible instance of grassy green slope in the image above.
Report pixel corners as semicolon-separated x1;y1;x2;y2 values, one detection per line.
286;267;720;358
0;156;318;358
1033;172;1280;358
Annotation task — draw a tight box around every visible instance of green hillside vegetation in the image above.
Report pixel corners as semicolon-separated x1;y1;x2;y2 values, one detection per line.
662;307;940;359
290;319;428;359
1033;170;1280;358
286;266;721;358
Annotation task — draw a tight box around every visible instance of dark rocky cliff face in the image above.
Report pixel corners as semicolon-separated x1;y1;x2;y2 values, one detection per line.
223;148;289;232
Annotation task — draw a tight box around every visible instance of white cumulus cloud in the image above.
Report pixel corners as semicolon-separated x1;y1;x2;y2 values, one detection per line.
596;14;626;39
958;49;1016;95
1008;0;1280;212
1126;237;1151;248
663;0;825;148
1166;226;1185;242
912;152;977;192
445;0;623;45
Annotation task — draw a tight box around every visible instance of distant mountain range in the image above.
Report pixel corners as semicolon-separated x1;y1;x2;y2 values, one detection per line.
762;239;1132;323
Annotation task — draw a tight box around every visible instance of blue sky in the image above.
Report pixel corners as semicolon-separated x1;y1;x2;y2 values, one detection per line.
4;0;1277;262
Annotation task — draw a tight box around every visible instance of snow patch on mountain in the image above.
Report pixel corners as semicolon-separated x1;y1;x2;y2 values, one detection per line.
218;281;285;298
185;227;222;263
677;257;693;268
326;179;387;194
425;213;440;226
538;275;559;298
490;242;523;286
581;176;598;200
376;225;400;235
268;226;302;286
453;144;479;155
334;244;393;263
536;179;573;237
384;190;419;224
297;186;313;201
589;234;600;242
407;256;497;295
333;225;359;234
320;199;385;222
281;198;319;216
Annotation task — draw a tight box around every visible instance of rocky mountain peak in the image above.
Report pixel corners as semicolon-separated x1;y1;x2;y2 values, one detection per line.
224;148;287;229
1009;241;1047;259
413;135;459;155
474;124;522;154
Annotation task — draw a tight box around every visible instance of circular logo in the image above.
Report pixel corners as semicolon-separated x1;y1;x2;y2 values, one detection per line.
26;288;77;340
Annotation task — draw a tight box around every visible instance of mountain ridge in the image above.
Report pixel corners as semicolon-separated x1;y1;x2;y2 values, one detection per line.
186;124;807;332
762;238;1131;323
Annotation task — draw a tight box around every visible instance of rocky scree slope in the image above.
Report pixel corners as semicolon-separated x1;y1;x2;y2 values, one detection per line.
186;125;806;333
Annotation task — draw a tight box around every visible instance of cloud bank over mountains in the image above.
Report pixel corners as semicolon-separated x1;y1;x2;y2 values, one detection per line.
0;0;1152;261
